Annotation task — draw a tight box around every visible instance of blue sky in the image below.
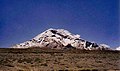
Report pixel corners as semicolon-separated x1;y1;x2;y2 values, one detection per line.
0;0;119;48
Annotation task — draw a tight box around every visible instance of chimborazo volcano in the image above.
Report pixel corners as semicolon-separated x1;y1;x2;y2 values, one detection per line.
12;28;110;50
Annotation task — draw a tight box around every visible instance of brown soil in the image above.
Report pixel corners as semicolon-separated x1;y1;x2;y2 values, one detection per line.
0;47;120;71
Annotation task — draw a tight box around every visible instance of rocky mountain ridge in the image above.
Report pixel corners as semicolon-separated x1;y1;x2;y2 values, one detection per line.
12;28;110;50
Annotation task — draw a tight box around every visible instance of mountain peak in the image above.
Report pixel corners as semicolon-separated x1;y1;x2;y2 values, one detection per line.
12;28;110;50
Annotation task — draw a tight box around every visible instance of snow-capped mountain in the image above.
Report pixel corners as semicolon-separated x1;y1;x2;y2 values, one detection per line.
12;28;110;50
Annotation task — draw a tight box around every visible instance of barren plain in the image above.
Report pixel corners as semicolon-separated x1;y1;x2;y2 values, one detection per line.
0;47;119;71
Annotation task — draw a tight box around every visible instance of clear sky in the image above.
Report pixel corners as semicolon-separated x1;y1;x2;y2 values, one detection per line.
0;0;119;48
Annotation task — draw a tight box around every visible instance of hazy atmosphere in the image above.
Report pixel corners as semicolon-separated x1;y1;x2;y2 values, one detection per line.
0;0;119;48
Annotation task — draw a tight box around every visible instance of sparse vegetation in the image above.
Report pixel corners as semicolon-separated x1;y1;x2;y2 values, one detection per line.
0;47;119;71
34;58;42;63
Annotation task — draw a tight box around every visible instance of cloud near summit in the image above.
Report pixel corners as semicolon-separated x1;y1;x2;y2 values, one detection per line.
116;46;120;50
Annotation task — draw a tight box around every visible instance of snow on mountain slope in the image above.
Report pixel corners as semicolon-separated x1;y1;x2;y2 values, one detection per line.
12;28;110;50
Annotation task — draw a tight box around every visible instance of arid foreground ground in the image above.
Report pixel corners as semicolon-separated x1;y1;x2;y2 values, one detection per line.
0;47;120;71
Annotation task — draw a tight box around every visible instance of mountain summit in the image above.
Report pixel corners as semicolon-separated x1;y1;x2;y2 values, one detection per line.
12;28;110;50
